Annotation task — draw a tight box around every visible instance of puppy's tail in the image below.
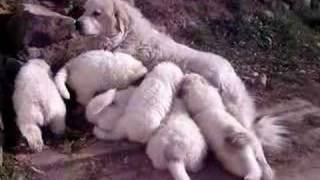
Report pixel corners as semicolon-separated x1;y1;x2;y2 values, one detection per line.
164;140;190;180
253;115;288;151
168;161;191;180
54;66;70;99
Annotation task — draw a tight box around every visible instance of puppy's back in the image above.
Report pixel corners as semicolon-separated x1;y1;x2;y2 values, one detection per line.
13;59;64;124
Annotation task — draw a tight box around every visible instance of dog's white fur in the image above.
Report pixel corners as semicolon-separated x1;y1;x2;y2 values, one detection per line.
86;86;135;133
77;0;286;151
181;74;274;180
55;50;147;105
13;59;66;152
93;62;183;143
146;98;207;180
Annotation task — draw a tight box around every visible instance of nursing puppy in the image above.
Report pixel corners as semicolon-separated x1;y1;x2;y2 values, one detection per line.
86;86;135;136
181;74;273;180
13;59;66;152
93;62;183;143
146;98;207;180
55;50;147;105
76;0;285;151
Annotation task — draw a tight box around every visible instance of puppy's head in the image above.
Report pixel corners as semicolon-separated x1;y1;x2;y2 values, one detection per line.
219;147;262;180
217;126;263;180
180;73;210;115
152;62;184;90
180;73;207;94
76;0;130;40
28;59;50;71
114;52;147;81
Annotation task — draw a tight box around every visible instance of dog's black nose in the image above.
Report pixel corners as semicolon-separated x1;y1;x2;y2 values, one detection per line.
75;21;82;31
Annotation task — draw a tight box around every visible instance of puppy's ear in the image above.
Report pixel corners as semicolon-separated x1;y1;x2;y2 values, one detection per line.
225;127;251;148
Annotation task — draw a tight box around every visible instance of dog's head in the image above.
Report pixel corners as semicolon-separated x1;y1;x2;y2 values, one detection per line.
76;0;131;43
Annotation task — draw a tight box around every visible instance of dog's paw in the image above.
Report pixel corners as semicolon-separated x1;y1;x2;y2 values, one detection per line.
244;175;261;180
244;171;262;180
28;138;44;152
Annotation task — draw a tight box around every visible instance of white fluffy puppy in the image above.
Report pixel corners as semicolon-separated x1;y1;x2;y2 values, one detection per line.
93;62;184;143
146;98;207;180
13;59;66;152
181;74;273;180
86;86;136;135
55;50;147;105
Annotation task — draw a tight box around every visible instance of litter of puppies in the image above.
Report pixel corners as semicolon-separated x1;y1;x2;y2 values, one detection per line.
11;49;287;180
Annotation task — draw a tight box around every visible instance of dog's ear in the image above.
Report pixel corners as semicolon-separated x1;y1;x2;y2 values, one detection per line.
110;0;130;47
114;1;130;35
121;0;135;6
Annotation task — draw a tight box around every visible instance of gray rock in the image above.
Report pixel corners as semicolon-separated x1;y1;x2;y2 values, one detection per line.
5;3;110;69
262;10;275;19
6;3;75;52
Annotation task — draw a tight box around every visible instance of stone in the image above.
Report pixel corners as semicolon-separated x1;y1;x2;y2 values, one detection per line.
259;73;268;88
262;10;275;19
6;3;76;53
5;3;111;70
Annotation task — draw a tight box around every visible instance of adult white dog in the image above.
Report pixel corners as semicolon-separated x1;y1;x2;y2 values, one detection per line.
146;98;207;180
75;0;284;150
13;59;66;152
181;74;274;180
92;62;183;143
55;50;147;105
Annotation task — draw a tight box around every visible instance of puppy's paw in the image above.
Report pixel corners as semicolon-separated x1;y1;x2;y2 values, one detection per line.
244;174;261;180
28;137;44;152
21;125;44;152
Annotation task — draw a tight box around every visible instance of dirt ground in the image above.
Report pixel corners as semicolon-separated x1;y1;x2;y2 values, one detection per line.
2;0;320;179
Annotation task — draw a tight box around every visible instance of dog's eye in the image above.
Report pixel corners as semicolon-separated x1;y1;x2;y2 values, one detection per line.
92;10;102;17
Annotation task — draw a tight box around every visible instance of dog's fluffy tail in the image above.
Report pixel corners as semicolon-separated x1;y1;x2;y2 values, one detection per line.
254;98;320;151
168;161;191;180
54;66;70;100
253;115;288;151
